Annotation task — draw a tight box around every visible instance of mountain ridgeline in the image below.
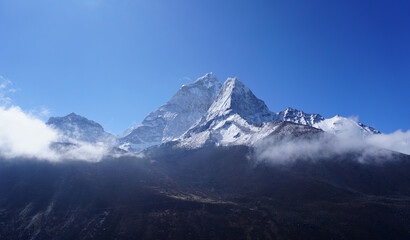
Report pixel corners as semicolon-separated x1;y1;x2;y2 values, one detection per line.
47;73;380;152
1;73;410;240
47;113;116;145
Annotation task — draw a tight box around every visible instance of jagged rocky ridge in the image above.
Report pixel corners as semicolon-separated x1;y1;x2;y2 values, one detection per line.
178;77;321;148
276;107;324;126
5;77;408;240
48;73;380;152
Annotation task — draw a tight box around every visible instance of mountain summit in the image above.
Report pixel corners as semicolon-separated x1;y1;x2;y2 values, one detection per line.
313;115;381;136
47;113;115;144
206;77;275;124
46;73;381;153
118;73;222;152
178;78;319;148
275;107;325;126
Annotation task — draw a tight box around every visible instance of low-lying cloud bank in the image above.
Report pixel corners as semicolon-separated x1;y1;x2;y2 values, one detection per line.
0;76;116;162
367;130;410;155
0;106;112;162
0;106;58;159
1;105;409;163
0;77;409;163
255;123;410;164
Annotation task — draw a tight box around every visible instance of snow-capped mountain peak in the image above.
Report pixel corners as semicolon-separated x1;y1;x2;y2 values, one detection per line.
276;107;325;126
206;77;274;124
118;73;222;152
178;77;381;150
47;113;115;144
45;73;382;153
178;77;279;148
114;73;382;152
313;115;380;136
191;72;219;87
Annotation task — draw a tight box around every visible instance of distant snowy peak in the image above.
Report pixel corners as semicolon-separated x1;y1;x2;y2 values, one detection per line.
179;77;278;148
276;107;325;126
166;72;221;114
313;115;380;136
119;73;380;152
190;72;221;89
206;77;274;124
47;113;115;144
275;108;380;136
119;73;222;152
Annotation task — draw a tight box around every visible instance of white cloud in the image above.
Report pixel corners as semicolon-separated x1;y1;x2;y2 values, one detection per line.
0;77;112;162
54;142;110;162
0;76;16;105
28;106;52;121
0;75;408;163
0;77;61;159
255;117;410;164
0;105;112;161
0;106;59;159
367;130;410;155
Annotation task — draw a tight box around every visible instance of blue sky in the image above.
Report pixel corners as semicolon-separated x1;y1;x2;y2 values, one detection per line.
0;0;409;134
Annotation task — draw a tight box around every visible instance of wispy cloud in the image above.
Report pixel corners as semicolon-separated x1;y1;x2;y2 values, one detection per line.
367;130;410;155
0;105;59;159
0;76;16;105
28;106;52;121
255;117;410;164
0;75;408;163
0;76;112;162
0;104;113;162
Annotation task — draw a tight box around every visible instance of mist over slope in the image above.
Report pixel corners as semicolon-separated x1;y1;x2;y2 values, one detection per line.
0;73;410;163
0;73;409;164
1;146;410;240
0;74;410;239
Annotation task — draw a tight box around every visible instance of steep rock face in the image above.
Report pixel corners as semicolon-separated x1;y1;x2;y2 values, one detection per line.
178;77;381;149
206;77;275;124
178;78;319;148
118;73;380;152
119;73;222;152
47;113;115;144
